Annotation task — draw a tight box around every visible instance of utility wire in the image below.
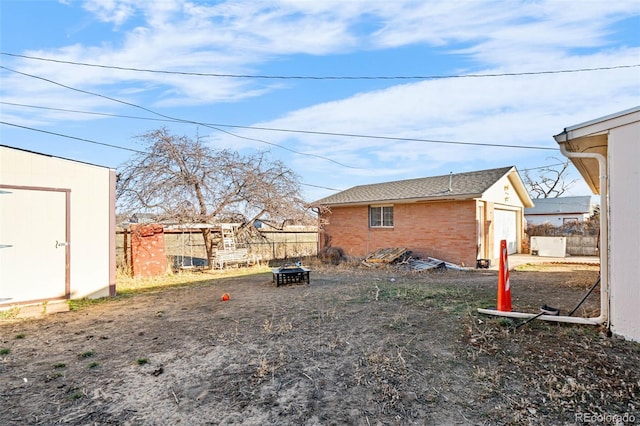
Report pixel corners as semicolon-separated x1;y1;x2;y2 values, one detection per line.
0;121;148;155
301;182;342;191
0;101;165;121
520;162;568;172
2;52;638;80
0;121;342;192
0;66;361;169
0;100;558;151
0;118;570;193
0;117;569;194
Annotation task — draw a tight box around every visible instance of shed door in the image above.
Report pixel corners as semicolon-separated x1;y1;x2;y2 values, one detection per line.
0;188;68;304
494;209;517;258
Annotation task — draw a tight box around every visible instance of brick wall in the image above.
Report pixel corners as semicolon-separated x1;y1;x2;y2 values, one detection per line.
130;224;167;277
320;201;479;267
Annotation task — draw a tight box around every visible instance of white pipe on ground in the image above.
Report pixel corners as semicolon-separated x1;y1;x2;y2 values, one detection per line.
476;308;601;325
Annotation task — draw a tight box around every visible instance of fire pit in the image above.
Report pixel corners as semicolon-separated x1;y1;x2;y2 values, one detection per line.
272;264;310;286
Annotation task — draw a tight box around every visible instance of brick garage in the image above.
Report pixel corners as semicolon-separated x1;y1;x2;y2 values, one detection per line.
311;166;533;267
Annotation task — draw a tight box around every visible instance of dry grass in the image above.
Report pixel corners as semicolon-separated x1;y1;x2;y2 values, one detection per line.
116;264;272;293
1;262;638;425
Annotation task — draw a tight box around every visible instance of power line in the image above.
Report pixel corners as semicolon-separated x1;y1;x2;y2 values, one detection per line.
2;52;638;80
300;182;342;191
0;121;343;192
0;101;169;122
0;100;558;151
0;120;570;194
520;162;568;172
0;66;361;169
0;121;148;155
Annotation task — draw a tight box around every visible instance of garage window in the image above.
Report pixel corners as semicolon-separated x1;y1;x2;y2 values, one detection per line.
370;206;393;228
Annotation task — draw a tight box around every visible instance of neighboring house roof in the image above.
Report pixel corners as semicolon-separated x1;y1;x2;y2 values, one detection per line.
311;166;532;207
525;196;593;216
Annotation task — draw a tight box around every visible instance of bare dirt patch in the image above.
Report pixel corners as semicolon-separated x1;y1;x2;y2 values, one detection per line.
1;262;638;425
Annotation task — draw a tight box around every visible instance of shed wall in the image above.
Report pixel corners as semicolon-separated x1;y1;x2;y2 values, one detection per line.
608;123;640;342
0;147;115;302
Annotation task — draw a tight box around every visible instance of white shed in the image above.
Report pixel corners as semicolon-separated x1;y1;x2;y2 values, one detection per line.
0;145;116;312
554;106;640;342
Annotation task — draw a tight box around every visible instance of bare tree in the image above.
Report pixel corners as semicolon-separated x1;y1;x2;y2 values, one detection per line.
117;128;307;267
523;158;578;199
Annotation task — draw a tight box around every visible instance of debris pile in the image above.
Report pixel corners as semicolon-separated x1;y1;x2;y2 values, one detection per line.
362;247;470;271
406;257;469;271
362;247;409;266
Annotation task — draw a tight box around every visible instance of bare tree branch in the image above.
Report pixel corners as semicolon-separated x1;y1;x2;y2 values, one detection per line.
117;127;308;267
523;158;578;199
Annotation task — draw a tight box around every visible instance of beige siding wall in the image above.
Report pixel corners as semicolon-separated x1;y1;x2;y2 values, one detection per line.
0;147;114;302
608;122;640;342
482;175;527;259
482;175;525;207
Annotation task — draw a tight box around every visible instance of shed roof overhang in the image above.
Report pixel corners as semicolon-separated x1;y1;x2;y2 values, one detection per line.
553;106;640;194
553;133;606;194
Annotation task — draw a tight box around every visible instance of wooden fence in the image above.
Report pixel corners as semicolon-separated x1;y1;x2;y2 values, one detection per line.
116;229;318;271
566;236;598;256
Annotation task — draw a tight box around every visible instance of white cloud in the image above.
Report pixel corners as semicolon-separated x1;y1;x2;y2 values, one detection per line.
233;43;638;199
82;0;137;26
6;0;637;110
3;0;638;200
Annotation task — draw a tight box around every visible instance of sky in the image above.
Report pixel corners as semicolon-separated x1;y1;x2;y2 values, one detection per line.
1;0;639;205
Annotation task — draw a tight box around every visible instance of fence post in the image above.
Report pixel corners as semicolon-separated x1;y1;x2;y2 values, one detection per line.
123;229;129;271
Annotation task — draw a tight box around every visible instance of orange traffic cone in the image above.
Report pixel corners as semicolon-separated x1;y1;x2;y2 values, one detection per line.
497;239;512;312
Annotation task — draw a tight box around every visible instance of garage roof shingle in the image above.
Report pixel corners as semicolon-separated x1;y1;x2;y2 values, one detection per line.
311;166;515;206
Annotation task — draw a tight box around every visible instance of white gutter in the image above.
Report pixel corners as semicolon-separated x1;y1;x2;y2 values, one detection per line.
478;138;608;326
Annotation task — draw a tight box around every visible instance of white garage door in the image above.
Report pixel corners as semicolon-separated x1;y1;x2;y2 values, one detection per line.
494;209;517;258
0;188;68;304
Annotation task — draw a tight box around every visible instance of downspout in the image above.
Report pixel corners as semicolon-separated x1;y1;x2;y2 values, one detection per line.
557;141;608;327
478;138;607;326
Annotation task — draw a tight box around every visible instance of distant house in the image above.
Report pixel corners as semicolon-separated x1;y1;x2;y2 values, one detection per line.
525;196;595;227
554;106;640;342
0;145;116;312
311;166;533;267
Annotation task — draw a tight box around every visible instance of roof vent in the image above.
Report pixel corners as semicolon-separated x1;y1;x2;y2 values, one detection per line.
448;172;453;192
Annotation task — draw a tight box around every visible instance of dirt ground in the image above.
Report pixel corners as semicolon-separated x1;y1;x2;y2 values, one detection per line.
1;262;638;425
